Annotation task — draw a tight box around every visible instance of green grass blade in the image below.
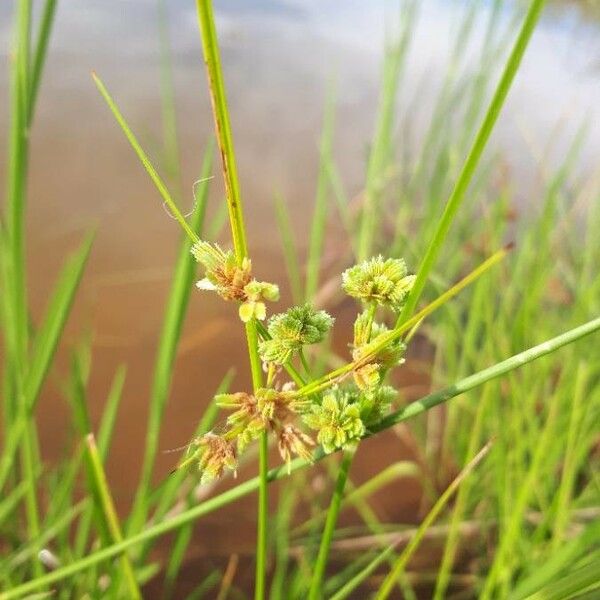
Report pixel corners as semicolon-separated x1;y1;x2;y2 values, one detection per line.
357;3;415;260
92;73;197;242
96;366;127;461
0;232;94;492
523;554;600;600
72;366;127;566
374;441;492;599
511;520;600;599
161;370;234;597
27;0;57;125
308;447;355;600
83;434;141;599
274;194;303;305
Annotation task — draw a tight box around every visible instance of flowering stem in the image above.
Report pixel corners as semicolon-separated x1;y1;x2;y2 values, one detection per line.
195;1;267;596
309;301;377;596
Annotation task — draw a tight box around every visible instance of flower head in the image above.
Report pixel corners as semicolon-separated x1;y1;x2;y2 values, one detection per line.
259;304;334;364
351;312;407;389
188;433;237;484
303;388;365;454
358;385;396;426
255;387;307;421
191;240;279;321
342;256;415;311
216;392;266;452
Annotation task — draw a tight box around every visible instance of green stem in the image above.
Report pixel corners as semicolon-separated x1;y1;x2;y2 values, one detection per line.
308;448;355;600
396;0;547;327
299;348;312;379
256;431;269;600
4;316;600;599
196;0;248;259
195;1;267;596
308;301;376;598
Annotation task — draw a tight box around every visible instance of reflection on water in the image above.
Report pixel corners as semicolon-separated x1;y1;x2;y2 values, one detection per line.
0;0;599;532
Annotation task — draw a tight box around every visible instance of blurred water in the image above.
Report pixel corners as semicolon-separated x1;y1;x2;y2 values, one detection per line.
0;0;598;521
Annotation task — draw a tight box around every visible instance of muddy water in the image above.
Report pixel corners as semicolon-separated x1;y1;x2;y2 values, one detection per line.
0;0;599;589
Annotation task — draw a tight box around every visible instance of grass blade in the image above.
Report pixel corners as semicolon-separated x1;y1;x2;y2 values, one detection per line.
305;88;335;300
0;232;94;492
374;441;492;599
92;73;197;243
83;434;141;599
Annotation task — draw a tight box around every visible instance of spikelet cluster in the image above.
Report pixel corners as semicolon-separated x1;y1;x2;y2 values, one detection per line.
342;256;415;312
259;304;334;364
180;252;415;481
191;240;279;322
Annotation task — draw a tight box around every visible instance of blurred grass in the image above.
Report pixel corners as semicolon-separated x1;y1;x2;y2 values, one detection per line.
1;0;600;598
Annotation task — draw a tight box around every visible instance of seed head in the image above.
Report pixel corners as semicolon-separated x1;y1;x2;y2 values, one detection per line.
216;392;266;452
259;304;334;365
342;256;415;311
303;388;365;454
190;433;237;484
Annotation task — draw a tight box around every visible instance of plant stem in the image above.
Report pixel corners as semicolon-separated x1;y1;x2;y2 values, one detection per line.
396;0;547;327
195;2;267;596
195;0;248;259
3;315;600;599
308;447;355;600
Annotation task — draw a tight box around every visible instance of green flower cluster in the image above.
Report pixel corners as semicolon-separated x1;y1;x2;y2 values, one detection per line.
342;256;415;312
191;239;279;322
180;252;415;482
259;304;334;365
302;385;396;454
352;311;407;390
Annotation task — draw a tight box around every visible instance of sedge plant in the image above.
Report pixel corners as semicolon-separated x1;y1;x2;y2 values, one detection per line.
3;0;600;598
